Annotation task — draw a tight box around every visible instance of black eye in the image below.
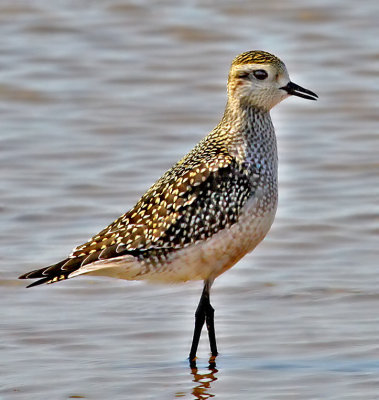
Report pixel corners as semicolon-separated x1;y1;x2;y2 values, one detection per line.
253;69;268;80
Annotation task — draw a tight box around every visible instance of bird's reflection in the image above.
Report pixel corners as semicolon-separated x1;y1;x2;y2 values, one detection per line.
189;358;218;400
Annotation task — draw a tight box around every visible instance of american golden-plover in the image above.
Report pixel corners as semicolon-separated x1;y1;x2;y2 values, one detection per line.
20;50;317;364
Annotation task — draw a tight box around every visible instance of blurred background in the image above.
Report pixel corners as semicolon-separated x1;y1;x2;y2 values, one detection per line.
1;0;378;399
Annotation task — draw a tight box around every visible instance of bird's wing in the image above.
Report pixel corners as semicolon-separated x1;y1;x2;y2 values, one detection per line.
19;140;258;287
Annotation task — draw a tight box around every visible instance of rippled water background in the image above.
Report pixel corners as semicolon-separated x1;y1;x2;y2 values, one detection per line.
1;0;378;399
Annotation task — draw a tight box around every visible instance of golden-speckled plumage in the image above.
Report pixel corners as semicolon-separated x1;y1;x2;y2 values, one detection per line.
231;50;283;67
19;50;316;288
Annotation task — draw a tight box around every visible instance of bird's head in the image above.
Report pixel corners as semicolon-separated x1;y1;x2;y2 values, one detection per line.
227;50;317;111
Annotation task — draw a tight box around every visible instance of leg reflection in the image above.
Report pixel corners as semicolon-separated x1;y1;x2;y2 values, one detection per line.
190;362;218;400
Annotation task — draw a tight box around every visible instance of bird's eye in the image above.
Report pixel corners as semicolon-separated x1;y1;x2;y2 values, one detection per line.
253;69;268;80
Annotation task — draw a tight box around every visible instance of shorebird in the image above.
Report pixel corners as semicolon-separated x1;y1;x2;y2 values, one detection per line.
19;50;317;364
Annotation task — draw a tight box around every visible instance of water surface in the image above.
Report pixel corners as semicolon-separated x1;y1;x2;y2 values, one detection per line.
1;1;379;399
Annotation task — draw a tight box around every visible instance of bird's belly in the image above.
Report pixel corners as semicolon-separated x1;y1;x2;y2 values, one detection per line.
138;190;278;283
81;189;278;284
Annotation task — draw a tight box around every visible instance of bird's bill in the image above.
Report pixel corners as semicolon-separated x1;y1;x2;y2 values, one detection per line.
281;81;318;100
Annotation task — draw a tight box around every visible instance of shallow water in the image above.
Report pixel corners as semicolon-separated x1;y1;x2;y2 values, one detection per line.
1;0;379;399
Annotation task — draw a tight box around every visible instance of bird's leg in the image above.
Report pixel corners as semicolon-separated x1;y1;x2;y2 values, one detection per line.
189;287;206;364
189;280;218;365
205;298;218;358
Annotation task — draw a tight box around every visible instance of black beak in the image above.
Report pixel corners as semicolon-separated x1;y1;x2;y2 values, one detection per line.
281;81;318;101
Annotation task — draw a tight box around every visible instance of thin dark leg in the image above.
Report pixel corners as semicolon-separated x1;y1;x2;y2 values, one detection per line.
189;287;206;363
205;301;218;357
189;280;218;364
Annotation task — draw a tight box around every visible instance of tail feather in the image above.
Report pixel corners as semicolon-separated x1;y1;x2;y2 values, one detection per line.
19;258;79;287
26;277;56;288
19;244;137;287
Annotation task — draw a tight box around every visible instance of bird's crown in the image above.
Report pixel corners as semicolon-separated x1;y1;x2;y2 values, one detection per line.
232;50;283;68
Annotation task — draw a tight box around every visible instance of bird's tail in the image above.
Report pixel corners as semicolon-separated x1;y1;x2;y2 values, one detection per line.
19;258;74;288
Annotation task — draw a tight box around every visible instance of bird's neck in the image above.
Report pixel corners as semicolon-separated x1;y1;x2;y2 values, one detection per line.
218;101;277;166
